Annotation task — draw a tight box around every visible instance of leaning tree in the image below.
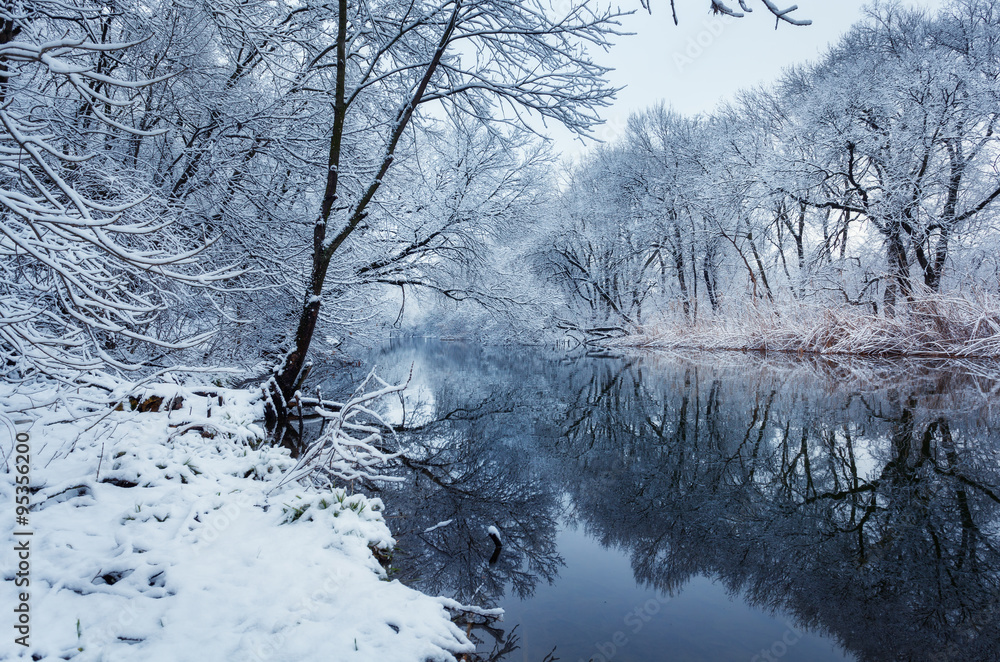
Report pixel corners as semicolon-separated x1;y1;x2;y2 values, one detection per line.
264;0;626;418
266;0;812;419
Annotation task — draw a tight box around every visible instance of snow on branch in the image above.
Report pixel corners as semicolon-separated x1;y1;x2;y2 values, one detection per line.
0;4;240;380
651;0;811;26
271;369;410;490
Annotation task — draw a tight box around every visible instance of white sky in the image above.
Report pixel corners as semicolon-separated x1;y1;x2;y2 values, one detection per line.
548;0;948;160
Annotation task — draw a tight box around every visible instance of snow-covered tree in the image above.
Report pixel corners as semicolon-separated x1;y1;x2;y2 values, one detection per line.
0;0;237;379
350;117;552;320
265;0;628;416
778;2;1000;311
538;0;1000;329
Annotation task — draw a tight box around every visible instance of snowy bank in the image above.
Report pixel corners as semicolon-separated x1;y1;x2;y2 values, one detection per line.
1;382;475;661
611;295;1000;358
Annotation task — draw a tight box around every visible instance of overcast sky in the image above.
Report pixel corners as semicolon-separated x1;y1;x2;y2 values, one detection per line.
548;0;948;160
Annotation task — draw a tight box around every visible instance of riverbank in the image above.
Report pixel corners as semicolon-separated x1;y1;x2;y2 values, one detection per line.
0;380;476;661
611;295;1000;358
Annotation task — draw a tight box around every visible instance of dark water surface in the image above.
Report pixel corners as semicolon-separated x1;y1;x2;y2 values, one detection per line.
334;340;1000;662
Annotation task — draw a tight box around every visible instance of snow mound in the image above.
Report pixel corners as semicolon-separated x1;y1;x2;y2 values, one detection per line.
1;382;474;661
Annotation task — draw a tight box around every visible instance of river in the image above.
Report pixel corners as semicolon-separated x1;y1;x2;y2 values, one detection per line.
317;339;1000;662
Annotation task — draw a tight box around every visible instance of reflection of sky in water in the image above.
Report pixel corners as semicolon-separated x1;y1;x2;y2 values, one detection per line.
365;341;1000;662
846;431;882;484
367;351;438;429
756;426;882;487
380;381;436;428
500;517;854;662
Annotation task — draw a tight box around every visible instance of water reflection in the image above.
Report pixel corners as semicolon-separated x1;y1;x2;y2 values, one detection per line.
551;358;1000;661
348;341;1000;662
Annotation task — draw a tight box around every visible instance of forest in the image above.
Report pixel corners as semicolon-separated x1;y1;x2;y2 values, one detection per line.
540;1;1000;355
6;0;1000;396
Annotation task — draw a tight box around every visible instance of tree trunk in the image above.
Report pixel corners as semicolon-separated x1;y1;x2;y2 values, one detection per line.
267;0;463;422
927;224;950;292
746;232;773;302
672;224;690;319
926;154;962;291
267;0;351;421
703;248;719;312
884;229;911;316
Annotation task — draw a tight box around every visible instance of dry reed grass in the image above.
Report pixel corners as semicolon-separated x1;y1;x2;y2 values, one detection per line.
617;292;1000;358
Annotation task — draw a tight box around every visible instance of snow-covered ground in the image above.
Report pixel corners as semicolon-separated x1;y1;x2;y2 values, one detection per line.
1;381;477;661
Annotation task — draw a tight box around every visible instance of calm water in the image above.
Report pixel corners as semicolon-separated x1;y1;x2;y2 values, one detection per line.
322;340;1000;662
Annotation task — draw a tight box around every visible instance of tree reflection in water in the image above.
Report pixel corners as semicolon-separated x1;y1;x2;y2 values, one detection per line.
355;341;1000;662
366;341;564;659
